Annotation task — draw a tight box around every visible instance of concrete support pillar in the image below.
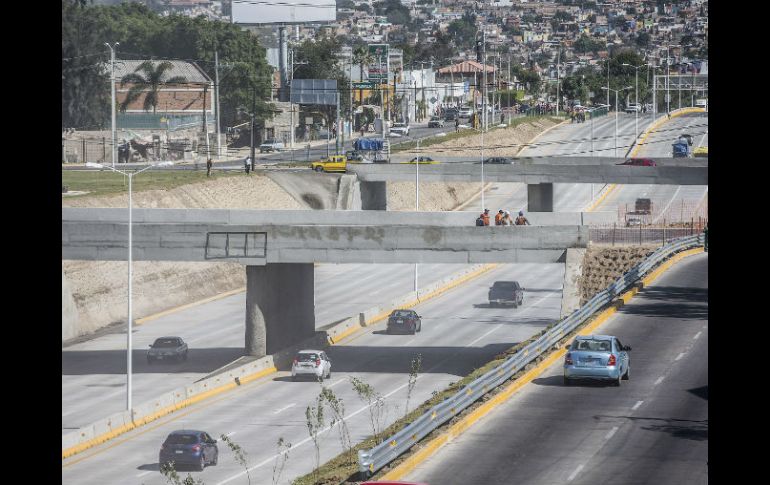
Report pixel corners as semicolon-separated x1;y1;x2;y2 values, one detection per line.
527;183;554;212
360;181;388;210
245;263;315;357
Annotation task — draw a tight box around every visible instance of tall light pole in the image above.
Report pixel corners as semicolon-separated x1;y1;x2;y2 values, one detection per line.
602;86;632;157
555;43;561;116
84;160;174;413
105;42;119;168
622;63;644;141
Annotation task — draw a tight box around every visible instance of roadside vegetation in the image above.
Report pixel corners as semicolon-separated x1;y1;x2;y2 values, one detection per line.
61;169;242;198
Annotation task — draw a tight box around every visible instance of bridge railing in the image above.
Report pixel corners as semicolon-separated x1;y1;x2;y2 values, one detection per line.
358;233;704;477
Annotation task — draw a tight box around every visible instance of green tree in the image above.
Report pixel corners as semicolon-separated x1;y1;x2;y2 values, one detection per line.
119;61;188;113
62;0;110;129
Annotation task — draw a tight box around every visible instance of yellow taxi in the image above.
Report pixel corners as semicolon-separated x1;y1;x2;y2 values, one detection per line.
311;155;348;173
693;146;708;158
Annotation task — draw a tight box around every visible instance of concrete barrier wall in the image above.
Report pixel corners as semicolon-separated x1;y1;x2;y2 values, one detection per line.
62;208;612;226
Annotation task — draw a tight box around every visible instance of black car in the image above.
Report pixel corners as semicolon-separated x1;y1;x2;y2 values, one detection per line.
488;281;524;307
159;430;218;471
147;336;188;364
386;309;422;335
479;157;514;164
444;112;457;121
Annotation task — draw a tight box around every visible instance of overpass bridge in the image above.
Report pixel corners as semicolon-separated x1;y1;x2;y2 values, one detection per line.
63;208;587;359
347;157;708;210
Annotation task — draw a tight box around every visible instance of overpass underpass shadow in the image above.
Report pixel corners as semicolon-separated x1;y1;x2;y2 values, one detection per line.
62;347;244;375
305;343;517;377
619;286;708;320
594;414;708;441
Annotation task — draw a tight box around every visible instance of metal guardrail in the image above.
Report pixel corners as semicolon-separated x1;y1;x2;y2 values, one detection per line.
358;233;704;476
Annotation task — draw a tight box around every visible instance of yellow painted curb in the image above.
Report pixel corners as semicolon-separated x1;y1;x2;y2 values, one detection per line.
62;364;277;460
585;183;618;212
135;287;246;326
379;248;704;481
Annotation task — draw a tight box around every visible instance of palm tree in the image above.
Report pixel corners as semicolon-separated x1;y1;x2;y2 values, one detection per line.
119;61;188;113
352;46;375;106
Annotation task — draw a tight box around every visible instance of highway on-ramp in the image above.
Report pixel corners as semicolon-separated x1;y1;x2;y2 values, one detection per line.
62;262;564;484
402;253;708;485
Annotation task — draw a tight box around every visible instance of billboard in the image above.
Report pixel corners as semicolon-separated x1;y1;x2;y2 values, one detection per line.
290;79;338;105
368;44;389;84
231;0;336;25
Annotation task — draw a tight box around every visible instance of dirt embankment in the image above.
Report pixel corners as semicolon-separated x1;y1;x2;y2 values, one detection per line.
578;246;657;305
62;119;564;342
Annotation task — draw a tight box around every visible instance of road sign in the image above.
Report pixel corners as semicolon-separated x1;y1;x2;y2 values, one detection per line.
368;44;389;83
353;81;377;89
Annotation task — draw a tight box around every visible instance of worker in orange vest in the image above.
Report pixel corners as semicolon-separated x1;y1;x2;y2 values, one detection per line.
495;210;505;225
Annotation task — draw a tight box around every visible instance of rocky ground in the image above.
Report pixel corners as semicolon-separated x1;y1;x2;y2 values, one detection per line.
578;246;657;305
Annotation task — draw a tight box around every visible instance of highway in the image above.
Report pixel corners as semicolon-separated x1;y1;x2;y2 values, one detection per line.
403;253;708;485
62;262;565;484
63;263;485;433
460;113;656;215
594;113;708;222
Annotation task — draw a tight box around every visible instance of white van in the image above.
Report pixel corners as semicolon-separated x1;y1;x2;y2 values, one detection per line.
695;98;708;109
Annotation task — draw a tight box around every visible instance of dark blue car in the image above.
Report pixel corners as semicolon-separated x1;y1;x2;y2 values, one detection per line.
159;430;219;471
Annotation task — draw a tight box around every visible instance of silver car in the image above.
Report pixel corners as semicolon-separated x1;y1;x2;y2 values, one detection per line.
563;335;631;386
291;350;332;381
147;336;188;364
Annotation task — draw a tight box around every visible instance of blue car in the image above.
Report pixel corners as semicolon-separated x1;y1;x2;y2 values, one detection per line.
563;335;631;386
159;430;219;471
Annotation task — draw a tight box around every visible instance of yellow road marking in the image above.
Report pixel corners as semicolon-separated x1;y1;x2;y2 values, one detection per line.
379;248;704;481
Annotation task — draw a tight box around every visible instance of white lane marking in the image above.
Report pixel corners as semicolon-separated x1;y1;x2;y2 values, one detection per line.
675;352;685;361
693;331;701;340
328;378;347;388
567;464;585;482
653;185;681;223
405;338;417;345
272;403;295;415
136;471;153;478
631;400;644;411
605;426;619;439
654;376;664;386
698;131;708;147
467;290;561;347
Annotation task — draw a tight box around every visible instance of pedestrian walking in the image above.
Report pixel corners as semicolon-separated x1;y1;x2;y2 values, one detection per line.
500;112;504;125
206;158;213;177
244;156;251;174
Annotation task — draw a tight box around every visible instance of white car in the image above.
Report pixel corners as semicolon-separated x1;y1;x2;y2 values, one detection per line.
625;103;641;113
259;139;284;153
458;107;474;117
390;123;410;136
291;349;332;381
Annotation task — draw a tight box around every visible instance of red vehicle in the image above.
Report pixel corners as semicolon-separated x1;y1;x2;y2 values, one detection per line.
618;158;657;166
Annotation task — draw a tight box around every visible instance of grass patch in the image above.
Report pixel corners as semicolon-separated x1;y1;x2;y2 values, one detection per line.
61;169;243;198
390;115;565;153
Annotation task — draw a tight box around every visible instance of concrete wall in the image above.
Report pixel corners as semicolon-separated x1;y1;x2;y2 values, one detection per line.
63;213;588;264
62;270;80;341
560;248;586;318
348;161;708;185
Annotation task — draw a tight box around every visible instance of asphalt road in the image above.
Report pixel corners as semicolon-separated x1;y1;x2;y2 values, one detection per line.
404;252;708;485
460;113;656;215
62;262;565;485
63;263;488;433
594;113;708;222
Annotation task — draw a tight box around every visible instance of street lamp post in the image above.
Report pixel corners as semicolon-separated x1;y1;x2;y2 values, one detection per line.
602;86;632;157
622;63;644;141
84;160;174;413
105;42;119;168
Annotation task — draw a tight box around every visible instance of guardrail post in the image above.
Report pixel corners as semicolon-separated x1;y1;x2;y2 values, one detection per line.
639;221;642;245
612;222;616;246
662;220;666;246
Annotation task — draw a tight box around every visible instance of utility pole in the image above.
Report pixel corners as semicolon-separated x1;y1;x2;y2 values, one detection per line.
250;85;256;171
105;42;119;167
556;43;560;116
482;30;487;131
214;50;221;158
202;84;209;160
